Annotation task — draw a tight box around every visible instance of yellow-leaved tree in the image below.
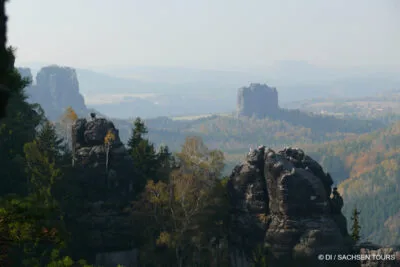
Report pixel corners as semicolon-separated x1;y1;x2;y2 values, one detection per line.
133;136;229;267
59;106;78;149
104;129;116;173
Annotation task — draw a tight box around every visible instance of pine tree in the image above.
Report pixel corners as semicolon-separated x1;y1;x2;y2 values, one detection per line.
156;145;175;182
127;117;158;194
127;117;148;154
0;48;45;196
36;121;65;163
351;208;361;242
0;139;68;266
24;140;62;204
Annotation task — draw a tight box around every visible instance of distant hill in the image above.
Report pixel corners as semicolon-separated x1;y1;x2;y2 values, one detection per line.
109;110;384;177
282;90;400;125
18;61;400;119
97;61;400;100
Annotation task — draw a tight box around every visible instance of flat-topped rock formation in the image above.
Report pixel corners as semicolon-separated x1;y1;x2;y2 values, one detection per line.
237;83;279;118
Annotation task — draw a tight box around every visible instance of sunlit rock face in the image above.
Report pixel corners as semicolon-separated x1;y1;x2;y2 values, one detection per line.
228;147;357;267
264;147;352;267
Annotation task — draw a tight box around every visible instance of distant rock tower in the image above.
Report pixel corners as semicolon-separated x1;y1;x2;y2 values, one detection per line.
19;65;88;121
237;83;279;118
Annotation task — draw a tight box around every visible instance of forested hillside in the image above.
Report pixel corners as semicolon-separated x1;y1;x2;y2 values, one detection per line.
127;113;400;246
308;122;400;245
110;112;384;174
141;110;383;152
0;47;235;266
2;53;399;265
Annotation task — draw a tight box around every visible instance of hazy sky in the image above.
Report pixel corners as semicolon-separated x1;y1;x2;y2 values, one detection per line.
7;0;400;70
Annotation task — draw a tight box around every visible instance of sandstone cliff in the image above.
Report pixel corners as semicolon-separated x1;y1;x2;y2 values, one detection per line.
237;83;279;118
228;146;400;267
70;116;136;267
18;65;88;121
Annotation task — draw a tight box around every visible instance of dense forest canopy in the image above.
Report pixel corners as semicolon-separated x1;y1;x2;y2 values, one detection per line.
2;1;400;266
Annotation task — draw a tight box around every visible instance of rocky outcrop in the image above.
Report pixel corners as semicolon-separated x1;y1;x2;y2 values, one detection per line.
264;147;352;267
72;116;133;195
17;66;88;121
227;146;268;264
70;116;136;266
228;146;400;267
237;83;279;118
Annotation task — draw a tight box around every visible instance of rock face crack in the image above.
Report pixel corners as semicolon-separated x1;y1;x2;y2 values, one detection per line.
228;146;388;267
229;146;400;266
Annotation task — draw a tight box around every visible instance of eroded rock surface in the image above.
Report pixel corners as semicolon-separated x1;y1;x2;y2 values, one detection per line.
17;66;88;120
72;117;131;170
264;147;351;267
228;146;268;261
229;146;400;267
70;116;136;266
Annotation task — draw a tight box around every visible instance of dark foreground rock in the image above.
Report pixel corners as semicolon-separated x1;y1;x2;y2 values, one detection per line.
228;146;268;264
228;146;400;267
70;116;136;267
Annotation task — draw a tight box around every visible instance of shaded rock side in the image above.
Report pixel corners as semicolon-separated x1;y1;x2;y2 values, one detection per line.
72;117;132;179
264;147;352;267
237;83;279;118
70;116;136;261
229;146;400;267
228;146;353;267
227;146;268;261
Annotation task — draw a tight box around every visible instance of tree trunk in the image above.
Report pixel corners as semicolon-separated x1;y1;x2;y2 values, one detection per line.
0;0;9;119
176;247;183;267
106;144;109;173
